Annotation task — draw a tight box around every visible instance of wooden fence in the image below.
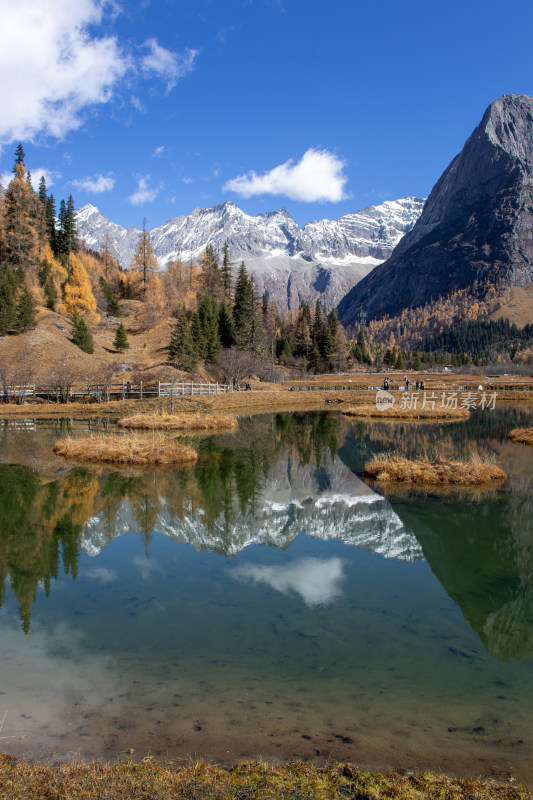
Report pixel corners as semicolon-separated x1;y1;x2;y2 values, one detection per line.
0;381;233;404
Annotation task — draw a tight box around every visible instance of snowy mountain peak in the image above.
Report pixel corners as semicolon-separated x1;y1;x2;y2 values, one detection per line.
76;196;424;310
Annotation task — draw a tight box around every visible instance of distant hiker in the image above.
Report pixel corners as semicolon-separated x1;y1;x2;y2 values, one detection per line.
245;381;251;391
416;380;420;391
420;379;425;391
405;378;410;390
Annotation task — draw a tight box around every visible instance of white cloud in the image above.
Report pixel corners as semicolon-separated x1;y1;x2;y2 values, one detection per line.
0;0;128;143
1;166;60;190
0;2;199;145
127;175;160;205
223;148;349;202
152;145;166;158
232;557;345;607
130;95;146;113
142;39;198;91
72;173;115;193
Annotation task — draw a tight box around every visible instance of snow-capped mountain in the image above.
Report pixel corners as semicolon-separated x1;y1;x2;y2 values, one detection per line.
76;198;424;311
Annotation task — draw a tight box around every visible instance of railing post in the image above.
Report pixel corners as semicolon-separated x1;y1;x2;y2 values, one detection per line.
122;383;125;400
191;381;193;395
181;381;184;396
140;381;143;400
158;381;161;398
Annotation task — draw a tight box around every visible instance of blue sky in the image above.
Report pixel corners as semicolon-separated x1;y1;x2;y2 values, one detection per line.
1;0;532;230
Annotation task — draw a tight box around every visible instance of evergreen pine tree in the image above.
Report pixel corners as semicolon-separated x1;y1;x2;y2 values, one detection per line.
0;266;18;334
199;245;222;301
312;299;323;346
329;309;339;341
38;176;47;206
44;276;57;310
194;295;221;360
221;240;233;301
13;143;25;169
218;301;235;348
233;261;251;337
15;283;36;331
72;314;94;354
99;276;121;315
45;195;58;255
232;262;265;355
309;345;321;373
113;322;129;352
65;194;78;254
168;309;198;372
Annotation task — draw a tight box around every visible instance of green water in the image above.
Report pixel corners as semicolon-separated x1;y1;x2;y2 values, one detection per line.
0;408;532;780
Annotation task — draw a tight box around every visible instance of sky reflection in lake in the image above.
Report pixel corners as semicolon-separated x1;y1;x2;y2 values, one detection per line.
0;408;533;781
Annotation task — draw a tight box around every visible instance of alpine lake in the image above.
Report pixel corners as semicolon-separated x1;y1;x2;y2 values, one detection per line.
0;404;532;784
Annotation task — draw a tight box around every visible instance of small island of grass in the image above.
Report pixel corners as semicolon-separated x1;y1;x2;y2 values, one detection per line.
365;453;506;485
508;427;533;446
117;412;238;432
53;434;198;466
342;404;470;420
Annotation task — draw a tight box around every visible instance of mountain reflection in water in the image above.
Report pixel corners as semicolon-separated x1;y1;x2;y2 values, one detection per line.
0;408;532;663
0;411;418;633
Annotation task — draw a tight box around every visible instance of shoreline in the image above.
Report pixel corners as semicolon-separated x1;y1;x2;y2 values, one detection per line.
0;384;530;420
1;754;531;798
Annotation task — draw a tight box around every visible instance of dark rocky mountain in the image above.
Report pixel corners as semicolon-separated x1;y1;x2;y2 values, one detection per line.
338;94;533;327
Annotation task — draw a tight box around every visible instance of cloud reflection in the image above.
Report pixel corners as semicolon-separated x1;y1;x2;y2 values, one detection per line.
232;557;345;607
132;555;161;581
85;566;117;584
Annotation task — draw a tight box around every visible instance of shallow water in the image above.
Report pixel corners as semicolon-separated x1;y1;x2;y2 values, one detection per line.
0;408;532;781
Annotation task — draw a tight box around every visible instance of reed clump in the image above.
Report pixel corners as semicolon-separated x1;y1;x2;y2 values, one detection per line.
508;427;533;446
117;412;238;432
0;756;531;800
53;434;198;466
365;452;506;485
342;404;470;420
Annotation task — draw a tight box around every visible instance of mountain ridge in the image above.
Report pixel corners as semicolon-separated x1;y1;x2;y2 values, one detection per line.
76;197;424;311
338;93;533;327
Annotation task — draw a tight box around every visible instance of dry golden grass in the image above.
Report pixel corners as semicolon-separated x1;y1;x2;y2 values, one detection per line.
53;433;198;466
508;427;533;445
365;452;506;485
0;756;531;800
117;411;238;432
342;404;470;420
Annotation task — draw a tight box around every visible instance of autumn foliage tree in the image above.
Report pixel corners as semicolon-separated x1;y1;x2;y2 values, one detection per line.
62;254;98;321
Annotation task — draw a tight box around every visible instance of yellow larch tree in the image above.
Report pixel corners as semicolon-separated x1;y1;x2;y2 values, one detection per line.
61;253;99;322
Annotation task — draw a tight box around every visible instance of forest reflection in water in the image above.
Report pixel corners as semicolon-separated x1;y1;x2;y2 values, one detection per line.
0;406;532;663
